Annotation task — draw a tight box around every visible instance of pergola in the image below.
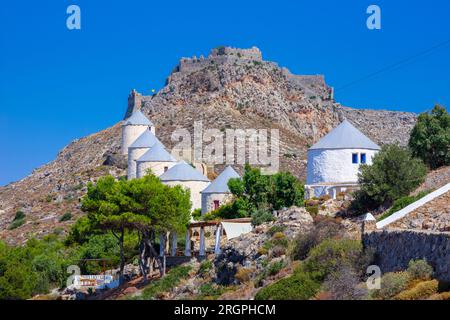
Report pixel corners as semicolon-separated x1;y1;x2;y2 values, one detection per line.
159;218;252;257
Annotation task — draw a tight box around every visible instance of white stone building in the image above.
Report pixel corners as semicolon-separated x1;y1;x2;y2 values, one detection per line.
127;130;160;180
159;161;211;211
136;141;177;178
305;119;381;199
121;110;155;155
201;166;240;215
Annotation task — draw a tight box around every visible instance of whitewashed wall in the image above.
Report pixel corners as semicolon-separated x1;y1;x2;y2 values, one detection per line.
306;148;378;184
163;180;210;211
127;148;149;180
121;125;149;155
201;193;233;215
136;161;176;178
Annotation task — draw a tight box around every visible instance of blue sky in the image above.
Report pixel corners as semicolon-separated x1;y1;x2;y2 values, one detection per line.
1;0;449;186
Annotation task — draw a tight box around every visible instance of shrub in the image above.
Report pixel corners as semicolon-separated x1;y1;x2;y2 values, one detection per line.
305;206;318;216
59;212;72;222
270;245;286;258
197;283;225;299
267;225;286;236
371;272;411;300
271;235;289;248
394;280;439;300
262;240;273;251
0;237;72;299
8;218;25;230
198;260;213;275
305;199;319;207
138;265;191;300
428;291;450;300
266;260;285;276
251;209;275;226
77;233;138;275
191;208;202;221
255;272;320;300
9;211;26;230
377;191;430;221
290;218;345;261
14;211;25;221
301;239;366;282
257;247;268;256
52;227;64;235
321;266;368;300
272;232;285;240
409;104;450;169
235;267;254;283
407;259;433;280
352;144;427;212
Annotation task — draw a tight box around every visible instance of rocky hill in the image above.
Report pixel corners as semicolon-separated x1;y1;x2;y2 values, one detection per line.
0;46;417;245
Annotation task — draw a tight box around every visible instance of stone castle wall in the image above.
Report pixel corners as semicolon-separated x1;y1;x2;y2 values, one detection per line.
363;229;450;282
171;47;264;80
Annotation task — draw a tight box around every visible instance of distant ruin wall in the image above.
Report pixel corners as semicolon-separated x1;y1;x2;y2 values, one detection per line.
363;229;450;282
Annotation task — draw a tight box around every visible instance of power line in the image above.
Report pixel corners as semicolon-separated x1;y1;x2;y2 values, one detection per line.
335;39;450;93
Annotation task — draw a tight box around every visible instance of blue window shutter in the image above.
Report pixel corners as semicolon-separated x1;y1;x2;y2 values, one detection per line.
352;153;358;164
360;153;366;164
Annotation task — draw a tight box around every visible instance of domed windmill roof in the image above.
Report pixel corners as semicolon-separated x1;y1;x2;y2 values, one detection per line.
129;130;160;149
136;141;177;163
309;119;381;151
122;110;154;126
201;166;240;194
159;161;210;182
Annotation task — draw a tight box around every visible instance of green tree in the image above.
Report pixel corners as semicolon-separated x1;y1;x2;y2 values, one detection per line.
409;105;450;169
81;176;138;280
80;174;191;282
0;236;73;299
130;175;191;281
226;165;304;218
269;171;304;209
353;144;427;212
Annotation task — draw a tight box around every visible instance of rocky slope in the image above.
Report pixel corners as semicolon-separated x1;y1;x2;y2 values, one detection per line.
0;46;417;244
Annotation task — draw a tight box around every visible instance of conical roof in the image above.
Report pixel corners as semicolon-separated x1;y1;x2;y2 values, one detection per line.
159;161;210;182
201;166;240;194
129;130;160;149
309;119;381;150
136;141;177;163
122;110;154;126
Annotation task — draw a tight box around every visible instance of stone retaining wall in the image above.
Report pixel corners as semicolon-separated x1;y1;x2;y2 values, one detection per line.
363;229;450;282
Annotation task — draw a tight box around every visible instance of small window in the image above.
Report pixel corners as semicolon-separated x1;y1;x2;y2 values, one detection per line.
352;153;358;164
360;153;366;164
164;166;169;172
213;200;220;210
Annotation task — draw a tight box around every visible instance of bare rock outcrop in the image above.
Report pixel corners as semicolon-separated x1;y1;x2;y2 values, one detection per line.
214;207;313;285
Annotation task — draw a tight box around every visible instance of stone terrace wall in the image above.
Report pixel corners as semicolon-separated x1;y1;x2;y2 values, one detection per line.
363;229;450;282
388;190;450;232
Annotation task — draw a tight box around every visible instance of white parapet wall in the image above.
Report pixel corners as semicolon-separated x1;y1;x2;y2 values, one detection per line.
376;183;450;229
